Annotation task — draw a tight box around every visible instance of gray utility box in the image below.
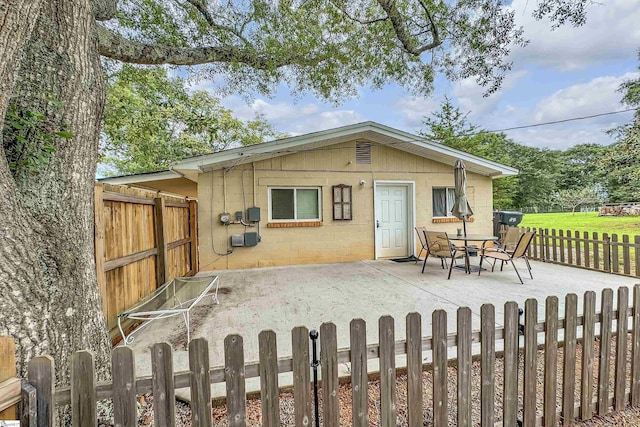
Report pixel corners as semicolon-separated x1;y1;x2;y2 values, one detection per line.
244;232;259;246
493;211;524;236
231;235;244;247
247;207;261;222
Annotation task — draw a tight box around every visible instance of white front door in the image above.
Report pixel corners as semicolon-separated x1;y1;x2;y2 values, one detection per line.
375;184;409;258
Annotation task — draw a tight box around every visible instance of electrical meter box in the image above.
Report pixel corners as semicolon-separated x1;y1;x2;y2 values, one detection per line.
244;232;259;246
231;235;244;247
247;207;261;222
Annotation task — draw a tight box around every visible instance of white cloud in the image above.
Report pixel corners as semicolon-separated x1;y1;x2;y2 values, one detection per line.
532;72;639;123
510;0;640;71
222;96;364;135
394;96;441;127
454;70;528;118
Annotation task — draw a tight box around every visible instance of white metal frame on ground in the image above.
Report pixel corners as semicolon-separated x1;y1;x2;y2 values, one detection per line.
117;276;219;346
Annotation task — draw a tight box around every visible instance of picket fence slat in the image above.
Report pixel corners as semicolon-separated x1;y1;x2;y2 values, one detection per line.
112;347;137;427
562;293;578;425
593;232;600;270
615;287;629;411
623;235;631;275
406;313;422;427
258;331;279;427
320;322;339;427
559;230;566;263
576;230;582;266
225;334;246;427
481;304;495;427
291;326;312;427
633;285;640;406
151;342;175;427
523;299;537;427
27;355;54;427
584;231;590;268
604;233;611;273
581;291;596;420
190;338;212;427
612;234;620;273
598;288;613;415
567;230;573;265
503;302;519;427
433;310;447;426
457;307;472;427
379;316;396;427
544;296;559;426
350;319;368;427
71;350;96;427
21;381;37;427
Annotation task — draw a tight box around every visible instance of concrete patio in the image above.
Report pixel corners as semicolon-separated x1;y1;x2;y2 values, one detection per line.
127;257;639;399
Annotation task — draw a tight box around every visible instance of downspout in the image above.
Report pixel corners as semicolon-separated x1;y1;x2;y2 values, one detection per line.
252;162;257;207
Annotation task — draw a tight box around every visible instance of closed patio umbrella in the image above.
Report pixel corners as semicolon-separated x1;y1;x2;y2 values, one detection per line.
451;159;474;236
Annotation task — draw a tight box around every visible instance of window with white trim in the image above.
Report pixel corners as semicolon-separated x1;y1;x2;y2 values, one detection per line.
269;187;322;221
432;187;455;217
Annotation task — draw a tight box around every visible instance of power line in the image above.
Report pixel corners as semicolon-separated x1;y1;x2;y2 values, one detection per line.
480;107;638;134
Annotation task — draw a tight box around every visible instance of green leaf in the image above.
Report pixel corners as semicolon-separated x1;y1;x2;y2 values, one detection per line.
55;131;74;139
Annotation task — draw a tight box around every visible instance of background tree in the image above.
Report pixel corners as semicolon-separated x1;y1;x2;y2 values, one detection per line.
602;52;640;202
557;143;609;192
0;0;601;388
102;65;284;174
554;186;602;214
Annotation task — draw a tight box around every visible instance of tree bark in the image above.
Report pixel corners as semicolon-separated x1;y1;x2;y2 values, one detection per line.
0;0;111;386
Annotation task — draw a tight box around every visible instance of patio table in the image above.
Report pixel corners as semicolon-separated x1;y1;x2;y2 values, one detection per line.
117;275;219;345
447;234;499;273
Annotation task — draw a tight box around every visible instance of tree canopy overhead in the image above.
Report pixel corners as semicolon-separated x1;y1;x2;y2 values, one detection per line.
97;0;534;99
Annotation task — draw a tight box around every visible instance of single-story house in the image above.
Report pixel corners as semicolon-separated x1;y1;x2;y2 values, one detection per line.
100;121;517;270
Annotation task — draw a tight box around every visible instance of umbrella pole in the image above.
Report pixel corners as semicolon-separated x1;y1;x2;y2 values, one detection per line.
463;219;467;237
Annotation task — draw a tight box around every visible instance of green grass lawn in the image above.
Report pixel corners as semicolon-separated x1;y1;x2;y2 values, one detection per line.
519;212;640;237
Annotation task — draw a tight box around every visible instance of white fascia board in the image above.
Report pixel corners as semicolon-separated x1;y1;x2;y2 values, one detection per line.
173;120;518;177
98;170;182;185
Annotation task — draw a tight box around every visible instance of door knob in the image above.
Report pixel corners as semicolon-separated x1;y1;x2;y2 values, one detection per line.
376;220;380;228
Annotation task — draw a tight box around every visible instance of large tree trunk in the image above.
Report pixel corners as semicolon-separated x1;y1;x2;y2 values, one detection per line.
0;0;111;386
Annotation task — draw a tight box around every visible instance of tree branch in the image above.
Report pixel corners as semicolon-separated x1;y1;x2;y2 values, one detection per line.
96;25;326;68
376;0;441;55
180;0;251;46
91;0;118;21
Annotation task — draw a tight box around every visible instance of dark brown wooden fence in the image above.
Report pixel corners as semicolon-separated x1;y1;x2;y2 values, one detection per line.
94;183;198;341
8;285;640;426
503;225;640;278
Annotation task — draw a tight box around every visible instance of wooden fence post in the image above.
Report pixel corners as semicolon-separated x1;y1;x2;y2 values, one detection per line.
27;355;54;427
258;331;279;427
113;347;137;427
544;296;559;426
291;327;311;427
71;351;96;426
503;302;519;427
151;342;176;427
320;323;339;427
406;313;422;427
379;316;396;427
603;233;611;273
523;299;537;427
457;307;472;427
225;335;246;427
481;304;495;427
597;288;613;415
21;381;37;427
581;291;596;420
154;197;168;285
350;319;369;427
562;294;578;425
432;310;447;427
190;338;212;427
0;336;17;420
632;284;640;406
615;287;629;411
189;200;199;275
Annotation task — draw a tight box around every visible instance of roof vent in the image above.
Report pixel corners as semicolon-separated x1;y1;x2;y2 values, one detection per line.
355;142;371;165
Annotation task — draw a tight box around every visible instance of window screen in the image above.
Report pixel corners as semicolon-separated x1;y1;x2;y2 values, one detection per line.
270;187;321;221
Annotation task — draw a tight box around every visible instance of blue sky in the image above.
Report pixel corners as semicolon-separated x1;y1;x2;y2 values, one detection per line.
197;0;640;151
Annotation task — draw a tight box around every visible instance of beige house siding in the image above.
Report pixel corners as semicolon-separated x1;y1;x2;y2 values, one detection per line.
198;140;493;270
